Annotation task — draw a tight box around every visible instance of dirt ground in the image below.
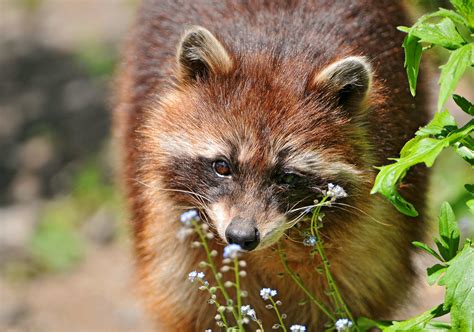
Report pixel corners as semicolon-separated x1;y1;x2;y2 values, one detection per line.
1;242;155;332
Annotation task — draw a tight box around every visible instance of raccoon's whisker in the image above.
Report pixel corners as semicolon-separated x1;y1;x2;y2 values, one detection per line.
285;196;312;214
284;210;311;229
282;232;305;245
331;202;390;226
133;178;213;203
287;202;324;214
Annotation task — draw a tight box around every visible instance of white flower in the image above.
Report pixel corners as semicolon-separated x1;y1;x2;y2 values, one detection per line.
290;325;306;332
204;330;212;332
188;270;205;282
241;305;257;321
260;288;277;300
303;235;317;246
223;244;242;259
180;210;200;226
335;318;353;331
326;183;348;199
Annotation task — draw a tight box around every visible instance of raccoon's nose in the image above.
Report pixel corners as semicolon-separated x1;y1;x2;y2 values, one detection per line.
225;218;260;251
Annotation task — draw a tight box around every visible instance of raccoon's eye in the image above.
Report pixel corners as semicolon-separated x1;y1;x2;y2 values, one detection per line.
213;160;231;177
276;172;300;186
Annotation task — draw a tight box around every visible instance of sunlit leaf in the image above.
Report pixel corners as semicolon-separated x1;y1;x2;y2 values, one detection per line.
415;110;457;137
467;199;474;214
410;18;466;50
400;34;423;96
450;0;474;28
384;304;449;331
371;119;473;216
438;242;474;331
413;241;444;261
435;202;460;261
438;44;473;111
453;141;474;165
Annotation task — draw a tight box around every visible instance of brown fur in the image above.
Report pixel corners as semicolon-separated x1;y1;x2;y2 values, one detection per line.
114;0;429;330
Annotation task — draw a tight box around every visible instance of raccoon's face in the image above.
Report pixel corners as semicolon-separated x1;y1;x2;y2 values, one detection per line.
147;26;374;251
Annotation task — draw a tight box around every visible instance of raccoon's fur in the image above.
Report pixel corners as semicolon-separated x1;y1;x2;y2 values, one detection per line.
114;0;429;330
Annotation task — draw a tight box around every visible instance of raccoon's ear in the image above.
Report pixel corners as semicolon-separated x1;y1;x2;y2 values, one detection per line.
176;26;233;83
308;56;372;112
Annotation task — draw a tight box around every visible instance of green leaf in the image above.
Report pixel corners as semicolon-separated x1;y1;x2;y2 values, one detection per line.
371;119;473;217
438;243;474;331
383;304;449;331
415;109;457;137
450;0;474;28
435;202;460;261
467;199;474;214
410;18;466;50
438;44;473;111
466;184;474;193
413;241;444;261
453;94;474;115
401;34;423;96
356;317;392;330
372;137;449;216
454;141;474;165
427;264;448;285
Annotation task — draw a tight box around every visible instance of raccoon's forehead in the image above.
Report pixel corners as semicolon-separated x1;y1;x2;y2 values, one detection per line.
146;89;365;179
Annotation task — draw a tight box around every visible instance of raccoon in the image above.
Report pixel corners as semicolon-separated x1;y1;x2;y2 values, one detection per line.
114;0;429;330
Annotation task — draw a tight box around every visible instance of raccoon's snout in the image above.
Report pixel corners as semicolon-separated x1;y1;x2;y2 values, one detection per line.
225;217;260;251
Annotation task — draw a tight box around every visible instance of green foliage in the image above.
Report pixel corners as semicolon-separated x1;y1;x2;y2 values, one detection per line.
439;242;474;331
435;202;460;261
383;305;449;331
453;94;474;115
368;1;474;331
438;44;472;111
362;203;473;331
410;18;466;50
451;0;474;27
401;33;423;96
371;111;473;216
373;0;474;217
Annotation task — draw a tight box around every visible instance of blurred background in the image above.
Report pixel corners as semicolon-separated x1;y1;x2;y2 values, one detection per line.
0;1;472;331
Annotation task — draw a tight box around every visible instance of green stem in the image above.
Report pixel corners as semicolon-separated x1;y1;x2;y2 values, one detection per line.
278;243;336;321
193;222;240;325
310;198;356;328
255;319;265;331
198;279;229;329
233;256;244;330
269;297;287;332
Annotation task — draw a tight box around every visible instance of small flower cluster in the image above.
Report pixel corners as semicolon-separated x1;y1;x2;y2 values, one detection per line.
241;305;257;321
223;243;242;259
290;324;306;332
326;183;348;200
180;209;200;225
188;270;205;282
260;288;277;300
335;318;353;331
180;206;351;332
303;235;318;247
